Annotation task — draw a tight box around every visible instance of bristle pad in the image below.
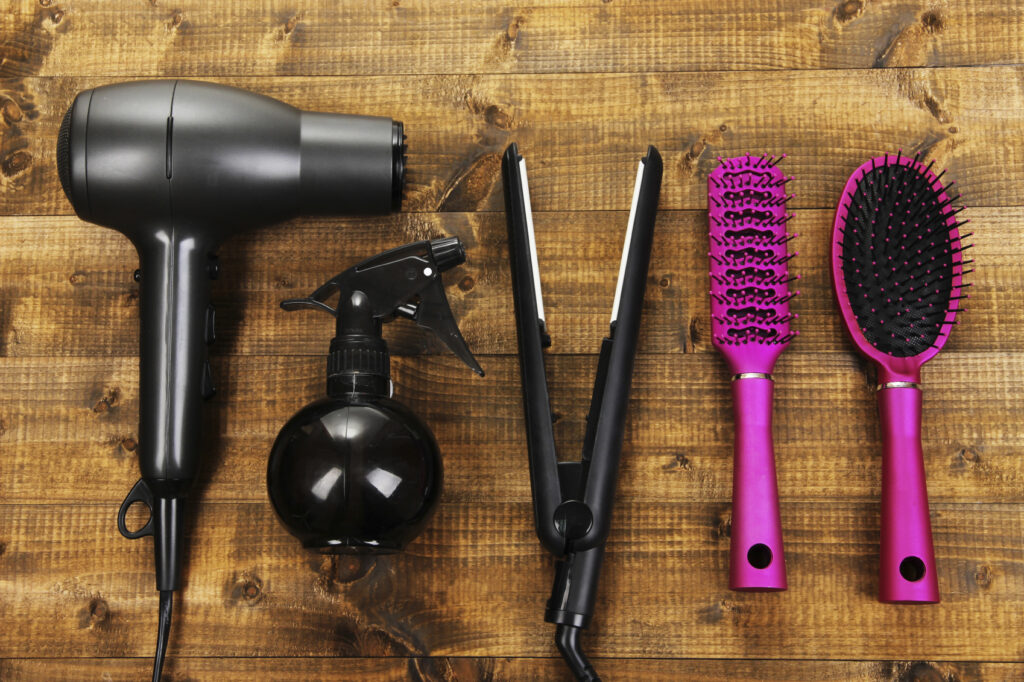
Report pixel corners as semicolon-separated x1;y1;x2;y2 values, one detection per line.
837;153;966;357
709;155;796;350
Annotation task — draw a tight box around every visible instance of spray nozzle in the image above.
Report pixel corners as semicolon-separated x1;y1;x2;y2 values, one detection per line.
282;237;483;396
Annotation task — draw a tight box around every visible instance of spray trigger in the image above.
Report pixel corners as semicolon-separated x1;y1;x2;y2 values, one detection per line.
281;237;483;378
413;277;484;376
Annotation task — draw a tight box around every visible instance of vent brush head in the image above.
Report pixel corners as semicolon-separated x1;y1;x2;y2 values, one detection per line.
709;154;798;375
831;151;970;384
708;154;795;591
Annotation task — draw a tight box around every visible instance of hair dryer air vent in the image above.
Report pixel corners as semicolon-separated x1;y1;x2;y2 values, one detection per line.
56;104;74;204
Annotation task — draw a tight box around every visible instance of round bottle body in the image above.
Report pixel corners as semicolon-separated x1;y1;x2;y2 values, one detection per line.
267;396;442;553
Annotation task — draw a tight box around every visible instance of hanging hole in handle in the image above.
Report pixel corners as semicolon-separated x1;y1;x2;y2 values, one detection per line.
122;501;152;536
899;556;926;582
747;543;773;569
117;479;155;539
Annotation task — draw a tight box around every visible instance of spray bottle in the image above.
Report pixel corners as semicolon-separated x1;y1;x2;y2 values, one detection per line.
267;237;483;551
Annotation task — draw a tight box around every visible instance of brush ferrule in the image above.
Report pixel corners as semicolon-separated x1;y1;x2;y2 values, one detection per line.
732;372;774;381
876;381;921;391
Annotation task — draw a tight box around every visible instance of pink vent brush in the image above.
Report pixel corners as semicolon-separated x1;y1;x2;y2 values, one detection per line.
709;154;797;591
832;152;970;603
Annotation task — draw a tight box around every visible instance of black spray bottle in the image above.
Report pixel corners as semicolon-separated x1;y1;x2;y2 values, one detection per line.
267;237;483;552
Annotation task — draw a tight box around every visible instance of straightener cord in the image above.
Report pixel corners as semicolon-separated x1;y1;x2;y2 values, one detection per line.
555;624;600;681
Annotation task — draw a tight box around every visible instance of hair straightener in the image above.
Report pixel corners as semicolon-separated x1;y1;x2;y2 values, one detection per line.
501;143;663;681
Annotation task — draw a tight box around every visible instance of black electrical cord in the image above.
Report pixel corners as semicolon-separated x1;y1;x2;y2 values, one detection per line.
555;624;600;682
153;590;173;682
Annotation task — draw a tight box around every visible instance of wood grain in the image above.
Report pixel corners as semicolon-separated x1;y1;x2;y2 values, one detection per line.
0;353;1019;504
4;68;1024;216
3;657;1021;682
1;502;1022;660
0;207;1014;358
3;1;1024;679
3;1;1023;77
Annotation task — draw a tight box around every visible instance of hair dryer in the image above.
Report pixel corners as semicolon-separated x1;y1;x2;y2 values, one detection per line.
55;79;405;680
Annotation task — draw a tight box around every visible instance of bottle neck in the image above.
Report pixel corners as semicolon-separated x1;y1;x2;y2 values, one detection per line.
324;289;392;399
326;293;390;399
326;336;392;398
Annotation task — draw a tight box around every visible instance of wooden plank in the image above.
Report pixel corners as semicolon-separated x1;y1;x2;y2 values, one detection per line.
0;353;1019;504
1;0;1020;676
0;208;1010;357
3;657;1021;681
3;1;1023;78
0;501;1021;659
4;68;1024;216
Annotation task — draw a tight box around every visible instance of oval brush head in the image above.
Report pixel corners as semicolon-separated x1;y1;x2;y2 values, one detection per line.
832;151;971;380
709;154;798;375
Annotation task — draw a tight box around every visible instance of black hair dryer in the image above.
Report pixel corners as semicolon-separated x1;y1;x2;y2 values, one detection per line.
55;79;405;680
268;237;483;553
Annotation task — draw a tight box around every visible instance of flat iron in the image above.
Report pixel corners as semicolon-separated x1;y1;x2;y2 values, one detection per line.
501;143;663;681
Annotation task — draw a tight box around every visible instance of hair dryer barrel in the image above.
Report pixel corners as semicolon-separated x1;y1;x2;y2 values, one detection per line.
58;79;404;238
299;111;405;215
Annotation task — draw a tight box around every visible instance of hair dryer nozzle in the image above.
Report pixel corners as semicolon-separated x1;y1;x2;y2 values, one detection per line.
298;111;407;216
392;120;407;211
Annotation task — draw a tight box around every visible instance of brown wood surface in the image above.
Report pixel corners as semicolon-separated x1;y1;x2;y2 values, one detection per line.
6;659;1023;682
3;0;1024;76
2;502;1023;659
2;1;1023;681
2;353;1022;504
7;69;1024;216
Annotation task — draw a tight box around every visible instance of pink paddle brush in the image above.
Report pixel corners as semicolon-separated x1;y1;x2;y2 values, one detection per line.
709;154;798;591
831;151;971;603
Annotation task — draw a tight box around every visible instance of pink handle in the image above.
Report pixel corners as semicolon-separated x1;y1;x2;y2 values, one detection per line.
877;387;940;603
729;377;787;591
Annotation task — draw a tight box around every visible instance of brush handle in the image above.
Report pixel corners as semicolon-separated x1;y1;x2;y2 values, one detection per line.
877;386;940;603
729;377;787;591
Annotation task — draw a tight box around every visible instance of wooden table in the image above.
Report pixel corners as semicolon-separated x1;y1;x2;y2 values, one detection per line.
2;2;1023;680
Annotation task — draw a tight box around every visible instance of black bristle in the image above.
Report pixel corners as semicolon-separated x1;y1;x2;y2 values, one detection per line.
838;158;966;357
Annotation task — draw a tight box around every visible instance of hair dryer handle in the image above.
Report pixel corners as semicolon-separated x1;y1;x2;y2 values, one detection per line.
131;231;216;591
136;233;217;483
